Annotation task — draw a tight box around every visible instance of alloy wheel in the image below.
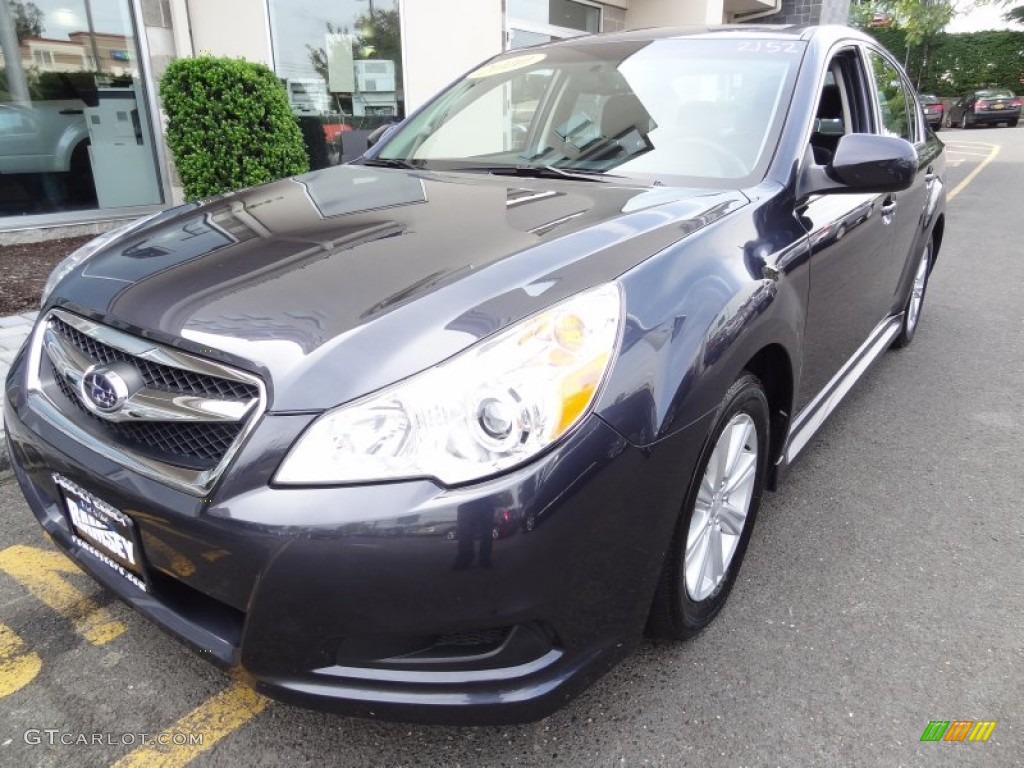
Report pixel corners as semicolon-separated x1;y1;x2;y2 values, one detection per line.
684;413;759;602
906;245;930;333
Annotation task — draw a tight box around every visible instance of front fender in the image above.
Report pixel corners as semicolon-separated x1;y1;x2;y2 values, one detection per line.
595;189;807;447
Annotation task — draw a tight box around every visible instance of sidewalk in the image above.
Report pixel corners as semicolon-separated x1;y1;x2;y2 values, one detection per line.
0;311;37;471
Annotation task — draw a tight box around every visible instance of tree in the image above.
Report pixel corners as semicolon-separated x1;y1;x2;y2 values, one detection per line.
305;6;403;93
354;8;402;86
852;0;955;89
9;1;44;41
1002;4;1024;21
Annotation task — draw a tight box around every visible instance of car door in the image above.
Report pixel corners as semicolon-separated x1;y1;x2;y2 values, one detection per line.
949;94;968;125
794;47;902;410
863;46;934;319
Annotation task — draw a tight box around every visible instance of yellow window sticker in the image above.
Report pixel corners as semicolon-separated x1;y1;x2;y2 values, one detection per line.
467;53;547;79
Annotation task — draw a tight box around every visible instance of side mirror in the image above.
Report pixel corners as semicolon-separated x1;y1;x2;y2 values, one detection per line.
367;122;399;148
799;133;917;197
828;133;917;192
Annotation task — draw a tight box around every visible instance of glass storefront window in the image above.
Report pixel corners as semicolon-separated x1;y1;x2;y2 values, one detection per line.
507;0;601;50
0;0;163;218
266;0;404;168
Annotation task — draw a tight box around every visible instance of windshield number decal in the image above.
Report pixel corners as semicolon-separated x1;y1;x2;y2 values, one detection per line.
737;41;800;54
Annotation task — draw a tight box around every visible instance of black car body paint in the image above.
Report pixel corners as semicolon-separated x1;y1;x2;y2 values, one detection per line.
5;25;946;724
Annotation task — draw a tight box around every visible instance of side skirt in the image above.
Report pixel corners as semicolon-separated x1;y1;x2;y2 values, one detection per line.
780;314;902;467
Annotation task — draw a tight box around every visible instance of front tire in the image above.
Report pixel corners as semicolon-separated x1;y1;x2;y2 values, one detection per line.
892;240;933;349
647;374;770;640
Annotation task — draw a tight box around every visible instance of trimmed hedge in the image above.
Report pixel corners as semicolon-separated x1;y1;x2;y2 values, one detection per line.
160;56;309;200
867;28;1024;97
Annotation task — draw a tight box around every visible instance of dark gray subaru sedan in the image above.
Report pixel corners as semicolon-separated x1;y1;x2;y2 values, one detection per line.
4;25;945;724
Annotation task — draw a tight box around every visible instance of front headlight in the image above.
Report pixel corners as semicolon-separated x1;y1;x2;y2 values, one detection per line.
275;283;622;486
40;212;163;306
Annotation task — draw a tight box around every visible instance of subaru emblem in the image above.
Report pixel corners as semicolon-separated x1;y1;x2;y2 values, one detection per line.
81;366;130;413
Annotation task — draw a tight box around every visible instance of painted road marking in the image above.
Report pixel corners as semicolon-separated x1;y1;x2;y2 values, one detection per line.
0;545;126;645
948;143;1000;202
0;622;42;698
111;681;271;768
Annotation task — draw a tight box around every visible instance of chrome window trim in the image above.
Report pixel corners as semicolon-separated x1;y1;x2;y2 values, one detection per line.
26;309;268;497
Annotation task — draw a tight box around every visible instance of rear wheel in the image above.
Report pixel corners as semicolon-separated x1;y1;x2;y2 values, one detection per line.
892;240;933;349
647;374;769;640
1009;120;1019;128
961;114;969;129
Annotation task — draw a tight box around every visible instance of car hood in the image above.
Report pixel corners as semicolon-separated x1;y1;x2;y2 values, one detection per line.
52;165;747;411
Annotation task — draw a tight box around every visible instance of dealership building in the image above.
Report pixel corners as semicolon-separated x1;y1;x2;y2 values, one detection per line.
0;0;850;240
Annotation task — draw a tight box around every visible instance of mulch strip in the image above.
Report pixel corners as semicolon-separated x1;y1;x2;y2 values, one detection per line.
0;236;93;316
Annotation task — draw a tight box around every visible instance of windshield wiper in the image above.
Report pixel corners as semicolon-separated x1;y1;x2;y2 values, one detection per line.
359;157;421;170
458;164;617;183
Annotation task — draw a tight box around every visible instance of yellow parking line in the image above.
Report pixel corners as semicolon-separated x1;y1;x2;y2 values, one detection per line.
948;144;1000;201
111;681;271;768
943;140;999;147
0;545;126;646
0;622;43;699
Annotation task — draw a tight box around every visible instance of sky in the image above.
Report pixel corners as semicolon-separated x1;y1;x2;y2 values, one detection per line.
946;2;1024;32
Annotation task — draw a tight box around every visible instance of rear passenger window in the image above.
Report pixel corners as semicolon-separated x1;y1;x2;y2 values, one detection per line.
867;50;915;142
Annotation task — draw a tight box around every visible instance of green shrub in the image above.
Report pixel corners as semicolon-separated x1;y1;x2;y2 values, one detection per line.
159;56;309;200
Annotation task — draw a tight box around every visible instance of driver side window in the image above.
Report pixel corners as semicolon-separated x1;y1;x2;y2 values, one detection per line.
809;50;870;166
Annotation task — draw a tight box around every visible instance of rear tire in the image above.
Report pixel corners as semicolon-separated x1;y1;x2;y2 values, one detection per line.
1009;120;1019;128
961;114;969;129
67;140;97;205
646;374;770;640
892;240;933;349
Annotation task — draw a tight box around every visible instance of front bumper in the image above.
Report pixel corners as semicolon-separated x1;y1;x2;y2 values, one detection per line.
4;348;700;724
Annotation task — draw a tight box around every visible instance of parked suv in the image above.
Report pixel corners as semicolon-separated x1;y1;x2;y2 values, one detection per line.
945;88;1021;128
921;94;943;131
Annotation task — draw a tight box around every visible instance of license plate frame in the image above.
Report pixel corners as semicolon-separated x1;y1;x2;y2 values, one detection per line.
54;474;149;592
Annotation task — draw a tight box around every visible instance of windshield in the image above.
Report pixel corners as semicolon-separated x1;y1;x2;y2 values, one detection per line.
977;89;1015;99
376;38;805;185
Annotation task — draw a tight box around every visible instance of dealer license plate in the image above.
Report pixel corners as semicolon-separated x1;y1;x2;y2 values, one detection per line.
54;474;148;592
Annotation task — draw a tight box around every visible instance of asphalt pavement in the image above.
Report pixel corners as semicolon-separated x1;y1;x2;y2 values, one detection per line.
0;126;1021;768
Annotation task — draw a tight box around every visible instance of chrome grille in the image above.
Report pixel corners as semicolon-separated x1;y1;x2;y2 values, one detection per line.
51;361;243;465
34;309;266;494
51;317;258;401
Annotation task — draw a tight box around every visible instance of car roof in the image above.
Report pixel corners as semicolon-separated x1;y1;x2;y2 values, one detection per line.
536;23;872;48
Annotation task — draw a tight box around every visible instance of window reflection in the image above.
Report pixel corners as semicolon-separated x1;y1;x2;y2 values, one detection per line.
267;0;404;168
0;0;163;216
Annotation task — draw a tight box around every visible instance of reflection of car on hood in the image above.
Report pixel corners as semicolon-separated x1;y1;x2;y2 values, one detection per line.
492;506;519;539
